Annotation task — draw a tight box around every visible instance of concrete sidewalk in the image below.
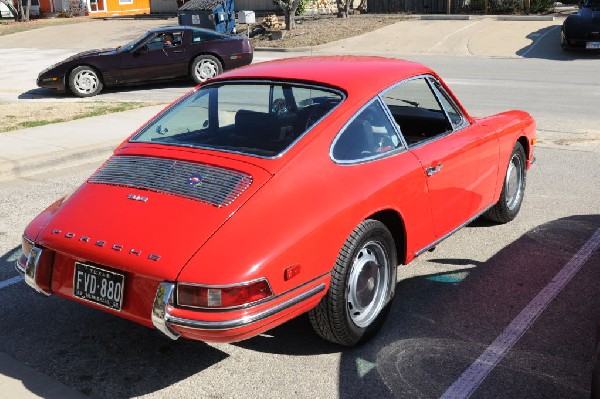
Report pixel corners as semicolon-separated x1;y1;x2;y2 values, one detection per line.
0;351;89;399
0;105;165;182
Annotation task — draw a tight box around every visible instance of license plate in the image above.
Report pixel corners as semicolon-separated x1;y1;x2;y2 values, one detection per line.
74;263;124;311
586;42;600;49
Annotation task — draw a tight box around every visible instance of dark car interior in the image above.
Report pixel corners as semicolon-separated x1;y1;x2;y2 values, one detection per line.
386;105;452;145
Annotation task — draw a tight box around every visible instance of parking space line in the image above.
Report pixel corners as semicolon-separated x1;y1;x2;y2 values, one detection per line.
0;276;23;290
441;228;600;399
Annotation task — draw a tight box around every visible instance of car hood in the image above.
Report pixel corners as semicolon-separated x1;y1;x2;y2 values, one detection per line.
578;7;600;24
34;153;271;281
65;48;118;61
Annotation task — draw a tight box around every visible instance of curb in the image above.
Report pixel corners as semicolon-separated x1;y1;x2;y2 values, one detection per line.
421;15;471;20
497;15;554;21
0;142;115;182
254;46;313;52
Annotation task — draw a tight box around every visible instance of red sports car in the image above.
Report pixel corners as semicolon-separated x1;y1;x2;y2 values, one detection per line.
17;57;536;346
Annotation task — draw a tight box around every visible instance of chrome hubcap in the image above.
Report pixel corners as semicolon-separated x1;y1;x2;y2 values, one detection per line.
347;241;390;328
195;60;218;82
74;70;98;94
505;153;524;211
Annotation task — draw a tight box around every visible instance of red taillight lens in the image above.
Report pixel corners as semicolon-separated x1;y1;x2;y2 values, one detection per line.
17;235;35;270
177;279;272;309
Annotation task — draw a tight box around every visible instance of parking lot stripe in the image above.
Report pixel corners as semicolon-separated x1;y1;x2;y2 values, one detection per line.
0;276;23;290
441;228;600;399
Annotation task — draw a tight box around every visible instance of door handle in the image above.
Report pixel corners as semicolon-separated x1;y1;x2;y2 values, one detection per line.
426;163;443;176
174;50;184;53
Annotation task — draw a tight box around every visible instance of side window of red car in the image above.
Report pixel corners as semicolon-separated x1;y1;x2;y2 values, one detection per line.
332;100;401;162
381;77;453;147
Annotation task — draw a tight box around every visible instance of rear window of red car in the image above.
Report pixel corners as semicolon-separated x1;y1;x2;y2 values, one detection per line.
131;82;344;157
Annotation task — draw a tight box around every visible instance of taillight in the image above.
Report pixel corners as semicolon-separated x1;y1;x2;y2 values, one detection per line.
177;279;273;309
17;235;35;270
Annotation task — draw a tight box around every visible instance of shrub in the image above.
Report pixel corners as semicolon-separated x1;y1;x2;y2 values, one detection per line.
530;0;555;13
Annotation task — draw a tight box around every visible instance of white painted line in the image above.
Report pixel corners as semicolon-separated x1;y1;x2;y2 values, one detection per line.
441;228;600;399
431;19;487;51
520;25;560;57
0;275;23;290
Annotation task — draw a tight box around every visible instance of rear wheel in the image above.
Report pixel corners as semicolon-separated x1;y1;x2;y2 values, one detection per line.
485;142;527;223
560;29;571;51
309;219;397;346
190;55;222;84
68;66;103;97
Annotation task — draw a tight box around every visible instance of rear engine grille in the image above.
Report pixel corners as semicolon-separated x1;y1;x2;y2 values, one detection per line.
89;155;252;207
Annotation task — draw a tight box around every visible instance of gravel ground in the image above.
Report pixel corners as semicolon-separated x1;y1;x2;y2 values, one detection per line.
249;14;409;48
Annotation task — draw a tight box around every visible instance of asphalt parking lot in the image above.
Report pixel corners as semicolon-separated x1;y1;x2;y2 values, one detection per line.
0;15;599;398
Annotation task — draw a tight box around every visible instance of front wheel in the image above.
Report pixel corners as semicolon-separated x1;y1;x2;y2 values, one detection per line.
190;55;223;84
560;29;571;51
485;142;527;223
309;219;397;346
68;66;103;97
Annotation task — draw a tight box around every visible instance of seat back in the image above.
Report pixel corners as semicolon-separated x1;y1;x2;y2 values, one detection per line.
235;110;281;142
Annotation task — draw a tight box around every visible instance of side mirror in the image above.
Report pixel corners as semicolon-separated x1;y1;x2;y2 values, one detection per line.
133;44;148;54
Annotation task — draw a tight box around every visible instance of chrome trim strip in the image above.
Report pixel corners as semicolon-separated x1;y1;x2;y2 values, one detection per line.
23;246;51;296
151;282;180;340
168;283;326;331
15;259;26;275
415;204;494;256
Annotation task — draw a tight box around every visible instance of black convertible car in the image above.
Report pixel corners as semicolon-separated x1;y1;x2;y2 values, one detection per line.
37;26;253;97
561;0;600;51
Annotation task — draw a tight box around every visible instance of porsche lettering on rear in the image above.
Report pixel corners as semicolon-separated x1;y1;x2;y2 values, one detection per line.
50;229;161;261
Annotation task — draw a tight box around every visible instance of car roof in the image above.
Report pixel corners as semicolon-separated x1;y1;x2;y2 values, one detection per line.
212;56;435;96
149;25;224;34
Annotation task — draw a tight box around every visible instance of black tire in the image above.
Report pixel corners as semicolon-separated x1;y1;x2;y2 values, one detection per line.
485;142;527;223
190;55;223;84
560;29;571;51
68;66;103;97
309;219;397;346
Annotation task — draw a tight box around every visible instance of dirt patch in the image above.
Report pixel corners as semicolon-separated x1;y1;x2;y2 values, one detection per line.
0;101;155;133
249;14;409;48
0;16;90;36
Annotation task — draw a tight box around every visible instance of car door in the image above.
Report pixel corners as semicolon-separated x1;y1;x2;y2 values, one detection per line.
331;99;437;256
380;76;499;239
119;31;188;84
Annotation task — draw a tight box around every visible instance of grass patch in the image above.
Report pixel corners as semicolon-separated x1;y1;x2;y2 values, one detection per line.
0;17;89;36
1;101;159;133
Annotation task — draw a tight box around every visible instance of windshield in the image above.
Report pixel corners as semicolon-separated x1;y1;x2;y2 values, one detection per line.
131;82;344;157
118;31;152;52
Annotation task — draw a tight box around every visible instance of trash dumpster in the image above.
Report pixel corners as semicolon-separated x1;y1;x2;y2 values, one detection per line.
177;0;236;34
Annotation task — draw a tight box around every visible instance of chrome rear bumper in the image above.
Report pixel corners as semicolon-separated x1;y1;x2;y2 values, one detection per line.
151;280;326;340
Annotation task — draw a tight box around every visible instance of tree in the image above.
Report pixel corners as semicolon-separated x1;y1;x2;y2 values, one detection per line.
272;0;300;30
336;0;350;17
0;0;31;22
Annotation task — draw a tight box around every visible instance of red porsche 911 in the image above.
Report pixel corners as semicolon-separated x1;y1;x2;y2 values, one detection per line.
17;56;536;346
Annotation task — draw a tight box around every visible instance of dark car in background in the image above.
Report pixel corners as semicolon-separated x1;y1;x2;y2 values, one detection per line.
37;26;253;97
561;0;600;51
